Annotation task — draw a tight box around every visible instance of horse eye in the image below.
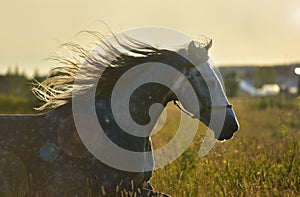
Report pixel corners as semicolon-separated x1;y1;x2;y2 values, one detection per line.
186;74;192;79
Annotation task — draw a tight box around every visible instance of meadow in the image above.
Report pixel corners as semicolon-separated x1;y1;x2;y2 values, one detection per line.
151;96;300;197
0;95;299;196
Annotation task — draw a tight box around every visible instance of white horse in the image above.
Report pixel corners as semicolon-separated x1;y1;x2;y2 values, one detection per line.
0;31;239;196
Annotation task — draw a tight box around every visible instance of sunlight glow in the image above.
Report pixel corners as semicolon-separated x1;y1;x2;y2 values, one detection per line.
295;67;300;75
292;8;300;25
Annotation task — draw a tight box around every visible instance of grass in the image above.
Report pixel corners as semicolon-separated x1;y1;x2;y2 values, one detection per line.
151;97;300;197
0;96;299;196
0;94;39;114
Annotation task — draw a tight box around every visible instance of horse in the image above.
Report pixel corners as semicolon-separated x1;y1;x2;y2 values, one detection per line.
0;31;239;197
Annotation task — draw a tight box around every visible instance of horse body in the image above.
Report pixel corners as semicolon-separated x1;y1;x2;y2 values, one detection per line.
0;104;156;196
0;106;93;196
0;77;172;196
0;34;239;196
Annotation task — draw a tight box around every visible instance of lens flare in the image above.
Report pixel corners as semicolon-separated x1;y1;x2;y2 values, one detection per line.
39;143;60;162
294;67;300;75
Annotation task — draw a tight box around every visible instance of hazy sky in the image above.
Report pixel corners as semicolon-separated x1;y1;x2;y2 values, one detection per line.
1;0;300;76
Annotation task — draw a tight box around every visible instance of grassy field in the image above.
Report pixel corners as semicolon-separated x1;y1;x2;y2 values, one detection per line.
0;94;40;114
151;97;300;197
0;96;299;196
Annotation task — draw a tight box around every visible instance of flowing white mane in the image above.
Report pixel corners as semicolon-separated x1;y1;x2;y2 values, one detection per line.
32;31;211;111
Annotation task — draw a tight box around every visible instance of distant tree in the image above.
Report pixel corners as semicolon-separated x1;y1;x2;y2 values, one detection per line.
224;72;240;97
33;69;40;78
6;67;13;76
14;65;20;76
4;65;29;96
254;67;277;88
32;68;45;82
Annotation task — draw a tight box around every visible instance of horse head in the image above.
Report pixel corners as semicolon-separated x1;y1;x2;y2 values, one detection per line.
174;41;239;140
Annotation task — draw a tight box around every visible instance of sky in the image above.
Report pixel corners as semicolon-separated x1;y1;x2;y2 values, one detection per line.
0;0;300;76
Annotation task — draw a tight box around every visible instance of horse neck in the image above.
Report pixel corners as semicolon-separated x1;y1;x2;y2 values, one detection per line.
129;83;174;125
94;78;174;151
98;83;172;126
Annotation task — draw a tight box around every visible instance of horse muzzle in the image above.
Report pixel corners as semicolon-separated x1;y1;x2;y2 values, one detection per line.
216;109;239;141
198;108;239;141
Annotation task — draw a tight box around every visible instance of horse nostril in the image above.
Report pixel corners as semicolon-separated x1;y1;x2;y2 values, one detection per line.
229;122;239;132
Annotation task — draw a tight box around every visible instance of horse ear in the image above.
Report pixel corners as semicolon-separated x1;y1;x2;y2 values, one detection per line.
204;39;213;51
188;41;197;55
187;40;210;64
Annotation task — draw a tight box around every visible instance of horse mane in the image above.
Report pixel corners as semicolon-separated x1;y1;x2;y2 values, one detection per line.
32;31;210;111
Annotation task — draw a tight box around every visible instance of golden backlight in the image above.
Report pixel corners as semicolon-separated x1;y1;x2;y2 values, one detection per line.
0;0;299;76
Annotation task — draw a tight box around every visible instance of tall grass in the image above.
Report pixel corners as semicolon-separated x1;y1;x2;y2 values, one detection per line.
151;97;300;196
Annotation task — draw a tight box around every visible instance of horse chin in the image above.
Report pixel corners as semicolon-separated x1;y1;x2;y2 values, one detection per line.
199;111;239;141
216;130;235;141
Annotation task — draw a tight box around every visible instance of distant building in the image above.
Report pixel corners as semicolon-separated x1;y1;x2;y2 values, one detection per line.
274;64;299;94
219;64;299;96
